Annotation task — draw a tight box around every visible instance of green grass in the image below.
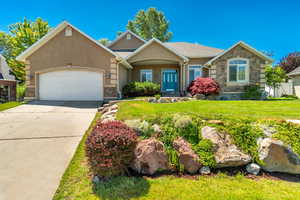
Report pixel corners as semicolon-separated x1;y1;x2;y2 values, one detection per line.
117;100;300;120
54;107;300;200
0;101;22;112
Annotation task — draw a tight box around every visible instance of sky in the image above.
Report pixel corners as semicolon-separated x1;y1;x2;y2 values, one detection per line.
1;0;300;62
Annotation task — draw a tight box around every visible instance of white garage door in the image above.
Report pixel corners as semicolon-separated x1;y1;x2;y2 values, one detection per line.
39;70;103;101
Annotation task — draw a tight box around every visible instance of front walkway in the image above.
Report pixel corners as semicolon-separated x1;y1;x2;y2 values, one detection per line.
0;101;99;200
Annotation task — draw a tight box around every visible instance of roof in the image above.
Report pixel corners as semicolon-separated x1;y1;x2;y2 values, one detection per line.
206;41;273;65
16;21;119;62
115;51;132;58
164;42;223;58
287;66;300;76
107;30;146;48
126;38;189;62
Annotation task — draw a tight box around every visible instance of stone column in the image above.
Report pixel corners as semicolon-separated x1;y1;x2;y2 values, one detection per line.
260;63;266;91
210;65;217;79
103;58;118;99
24;60;36;100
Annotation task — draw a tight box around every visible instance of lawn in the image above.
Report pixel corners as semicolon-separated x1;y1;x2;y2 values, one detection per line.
117;100;300;120
53;102;300;200
0;101;22;112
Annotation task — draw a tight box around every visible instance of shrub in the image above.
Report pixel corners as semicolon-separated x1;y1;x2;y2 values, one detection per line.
281;94;299;99
193;139;216;167
85;121;137;178
16;83;26;101
122;82;160;97
187;77;220;96
242;85;262;100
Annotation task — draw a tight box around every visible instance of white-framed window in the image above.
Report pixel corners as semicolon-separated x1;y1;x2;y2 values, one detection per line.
126;33;131;40
140;69;152;82
227;58;249;82
188;65;202;83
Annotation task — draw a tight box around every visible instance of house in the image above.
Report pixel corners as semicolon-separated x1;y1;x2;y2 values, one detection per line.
16;21;273;101
0;54;16;102
0;54;15;80
287;66;300;98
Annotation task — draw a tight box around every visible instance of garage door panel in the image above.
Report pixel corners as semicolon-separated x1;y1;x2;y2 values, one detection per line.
39;70;103;101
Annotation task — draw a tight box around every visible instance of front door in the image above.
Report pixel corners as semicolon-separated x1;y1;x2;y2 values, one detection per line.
162;69;178;92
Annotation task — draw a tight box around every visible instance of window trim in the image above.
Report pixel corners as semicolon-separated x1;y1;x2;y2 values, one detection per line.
227;58;249;84
188;65;203;84
140;69;153;82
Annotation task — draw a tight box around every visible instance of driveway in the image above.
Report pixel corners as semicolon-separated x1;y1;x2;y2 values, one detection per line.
0;101;100;200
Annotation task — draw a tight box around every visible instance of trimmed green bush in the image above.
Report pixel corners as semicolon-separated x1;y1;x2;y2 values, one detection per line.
122;82;160;97
242;85;262;100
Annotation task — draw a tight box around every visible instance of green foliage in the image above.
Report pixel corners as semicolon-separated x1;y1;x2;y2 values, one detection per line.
98;38;110;46
0;18;51;81
281;94;299;99
16;83;26;100
193;139;216;167
122;81;160;97
265;120;300;155
218;119;264;164
242;84;262;100
126;7;173;42
265;65;286;97
154;94;161;100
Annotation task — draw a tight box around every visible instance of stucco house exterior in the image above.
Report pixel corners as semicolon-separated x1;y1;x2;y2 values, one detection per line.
287;66;300;98
17;21;273;101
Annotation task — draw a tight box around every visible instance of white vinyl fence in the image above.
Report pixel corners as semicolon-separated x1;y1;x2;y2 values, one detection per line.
265;81;294;97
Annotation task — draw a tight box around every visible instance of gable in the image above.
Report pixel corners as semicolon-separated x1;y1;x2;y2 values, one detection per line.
108;31;145;51
27;26;115;71
17;21;117;62
127;40;186;64
211;45;266;65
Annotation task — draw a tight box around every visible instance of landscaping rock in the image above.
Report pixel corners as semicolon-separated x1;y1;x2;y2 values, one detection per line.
207;120;224;125
124;119;142;133
110;104;118;111
199;166;211;175
93;175;100;184
259;124;276;137
194;94;206;100
131;138;169;175
246;163;261;175
147;97;156;103
101;118;116;123
173;137;202;174
171;98;178;103
258;138;300;174
201;126;252;168
152;124;161;133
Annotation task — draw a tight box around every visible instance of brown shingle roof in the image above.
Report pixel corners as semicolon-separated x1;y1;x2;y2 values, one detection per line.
164;42;223;58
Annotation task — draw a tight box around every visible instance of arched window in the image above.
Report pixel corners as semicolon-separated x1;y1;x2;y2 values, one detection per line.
227;58;249;82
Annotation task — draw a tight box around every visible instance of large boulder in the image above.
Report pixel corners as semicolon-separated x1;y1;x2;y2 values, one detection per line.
201;126;252;168
173;137;202;174
258;138;300;174
131;138;169;175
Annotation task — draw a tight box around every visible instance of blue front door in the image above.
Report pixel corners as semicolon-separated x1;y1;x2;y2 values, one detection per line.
162;70;178;92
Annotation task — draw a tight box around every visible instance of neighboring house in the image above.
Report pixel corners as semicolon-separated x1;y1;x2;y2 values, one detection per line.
16;21;272;101
287;66;300;98
0;54;15;80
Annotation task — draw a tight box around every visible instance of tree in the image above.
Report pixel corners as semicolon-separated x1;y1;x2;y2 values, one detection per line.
126;7;172;42
0;18;51;81
279;52;300;73
265;65;286;97
188;77;220;96
98;38;110;46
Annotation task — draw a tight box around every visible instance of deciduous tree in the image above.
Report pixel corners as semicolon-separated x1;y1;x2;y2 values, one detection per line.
279;52;300;73
126;7;172;42
0;18;50;81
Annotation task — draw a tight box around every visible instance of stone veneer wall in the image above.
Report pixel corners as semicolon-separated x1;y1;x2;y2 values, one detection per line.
210;45;266;96
103;58;118;99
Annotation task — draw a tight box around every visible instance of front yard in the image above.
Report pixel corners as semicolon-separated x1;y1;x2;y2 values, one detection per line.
53;100;300;200
0;101;22;112
117;100;300;120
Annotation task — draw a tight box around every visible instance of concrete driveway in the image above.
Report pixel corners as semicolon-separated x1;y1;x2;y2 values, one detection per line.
0;101;100;200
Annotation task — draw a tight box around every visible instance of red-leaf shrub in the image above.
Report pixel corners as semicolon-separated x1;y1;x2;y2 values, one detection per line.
85;121;137;178
188;77;220;96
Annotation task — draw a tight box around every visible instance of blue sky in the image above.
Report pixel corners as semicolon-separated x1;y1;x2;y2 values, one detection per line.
1;0;300;62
